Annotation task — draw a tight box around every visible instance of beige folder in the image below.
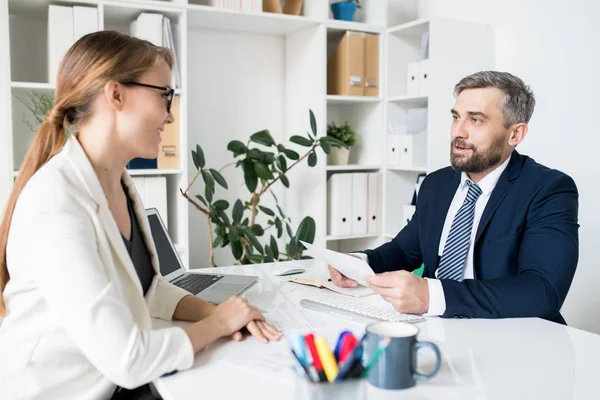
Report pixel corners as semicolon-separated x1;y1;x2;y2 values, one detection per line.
157;96;180;169
364;33;379;97
327;31;365;96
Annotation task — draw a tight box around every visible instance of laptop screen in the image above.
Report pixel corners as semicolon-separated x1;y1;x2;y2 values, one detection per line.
146;211;181;276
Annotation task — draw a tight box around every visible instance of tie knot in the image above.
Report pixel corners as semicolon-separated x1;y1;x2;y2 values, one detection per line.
466;181;483;202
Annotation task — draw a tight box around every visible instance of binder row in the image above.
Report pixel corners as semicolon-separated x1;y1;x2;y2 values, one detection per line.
48;5;99;84
327;172;380;237
327;31;379;97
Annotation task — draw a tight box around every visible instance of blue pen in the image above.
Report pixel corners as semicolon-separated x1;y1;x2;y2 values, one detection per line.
290;335;309;377
334;330;352;361
334;333;367;382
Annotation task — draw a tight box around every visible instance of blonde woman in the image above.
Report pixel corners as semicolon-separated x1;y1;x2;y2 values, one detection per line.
0;31;281;399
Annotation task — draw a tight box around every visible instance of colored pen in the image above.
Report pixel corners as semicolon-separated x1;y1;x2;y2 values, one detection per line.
334;330;352;361
361;337;391;378
315;337;339;382
334;334;364;382
304;334;327;382
338;334;357;364
291;349;316;383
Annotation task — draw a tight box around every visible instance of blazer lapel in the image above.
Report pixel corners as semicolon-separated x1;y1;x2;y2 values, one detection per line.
64;135;143;295
475;151;524;244
426;171;460;276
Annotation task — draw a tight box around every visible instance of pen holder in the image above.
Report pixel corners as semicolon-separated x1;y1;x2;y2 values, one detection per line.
294;376;366;400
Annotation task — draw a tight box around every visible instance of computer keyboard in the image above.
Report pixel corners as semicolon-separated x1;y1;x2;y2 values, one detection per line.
173;274;224;294
300;296;425;324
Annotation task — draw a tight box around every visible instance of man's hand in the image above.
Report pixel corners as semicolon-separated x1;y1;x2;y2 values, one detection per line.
328;253;362;288
365;271;429;315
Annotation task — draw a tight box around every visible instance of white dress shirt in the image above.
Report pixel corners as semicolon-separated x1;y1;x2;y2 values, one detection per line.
354;156;510;316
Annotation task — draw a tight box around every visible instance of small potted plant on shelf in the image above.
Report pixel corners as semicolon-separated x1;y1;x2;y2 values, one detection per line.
327;121;358;165
331;0;361;22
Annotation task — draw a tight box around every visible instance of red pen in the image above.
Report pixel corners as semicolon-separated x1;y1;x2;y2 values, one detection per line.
339;334;358;364
304;333;327;382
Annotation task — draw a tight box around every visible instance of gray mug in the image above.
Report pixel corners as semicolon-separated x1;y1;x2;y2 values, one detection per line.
364;321;441;390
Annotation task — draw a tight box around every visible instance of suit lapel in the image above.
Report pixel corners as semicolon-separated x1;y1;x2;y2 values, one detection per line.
426;171;460;276
475;151;524;244
64;135;144;295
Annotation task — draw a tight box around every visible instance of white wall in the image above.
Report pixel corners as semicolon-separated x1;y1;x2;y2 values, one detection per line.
187;30;285;268
429;0;600;333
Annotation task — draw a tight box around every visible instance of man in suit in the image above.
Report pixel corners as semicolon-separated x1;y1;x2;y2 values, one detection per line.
329;71;579;324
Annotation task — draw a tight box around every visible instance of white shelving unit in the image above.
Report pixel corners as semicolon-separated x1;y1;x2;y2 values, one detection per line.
0;0;496;268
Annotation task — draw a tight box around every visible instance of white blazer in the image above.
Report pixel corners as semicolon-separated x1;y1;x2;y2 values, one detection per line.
0;135;194;399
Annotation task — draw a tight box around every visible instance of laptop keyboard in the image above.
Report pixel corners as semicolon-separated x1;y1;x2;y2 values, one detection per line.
173;274;224;294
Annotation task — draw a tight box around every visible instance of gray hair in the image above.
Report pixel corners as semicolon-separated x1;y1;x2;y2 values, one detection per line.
454;71;536;128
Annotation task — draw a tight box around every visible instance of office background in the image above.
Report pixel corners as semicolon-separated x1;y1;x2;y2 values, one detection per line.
0;0;598;335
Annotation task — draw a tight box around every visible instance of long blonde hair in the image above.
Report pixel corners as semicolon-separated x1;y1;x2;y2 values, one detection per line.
0;31;173;315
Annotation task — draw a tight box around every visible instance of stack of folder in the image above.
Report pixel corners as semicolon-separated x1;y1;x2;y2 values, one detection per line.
327;172;380;237
327;31;379;97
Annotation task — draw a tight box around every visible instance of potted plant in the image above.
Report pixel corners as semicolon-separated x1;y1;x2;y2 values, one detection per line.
327;121;358;165
331;0;361;22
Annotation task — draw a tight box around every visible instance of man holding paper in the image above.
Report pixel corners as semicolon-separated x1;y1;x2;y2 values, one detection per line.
329;71;579;324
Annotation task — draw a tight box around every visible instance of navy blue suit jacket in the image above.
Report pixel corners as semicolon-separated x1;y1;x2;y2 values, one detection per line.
364;151;579;324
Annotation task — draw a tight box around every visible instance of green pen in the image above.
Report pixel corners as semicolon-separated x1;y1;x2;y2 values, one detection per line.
361;337;391;378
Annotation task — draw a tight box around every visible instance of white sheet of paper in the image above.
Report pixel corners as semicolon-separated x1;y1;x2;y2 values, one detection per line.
300;241;375;286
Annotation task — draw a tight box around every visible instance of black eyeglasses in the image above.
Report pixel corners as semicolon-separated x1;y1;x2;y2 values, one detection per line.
119;81;175;113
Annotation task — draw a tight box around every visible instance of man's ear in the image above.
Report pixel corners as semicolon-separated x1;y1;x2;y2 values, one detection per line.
508;123;528;147
103;80;124;111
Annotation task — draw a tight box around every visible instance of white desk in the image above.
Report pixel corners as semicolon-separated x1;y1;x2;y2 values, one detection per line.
154;259;600;400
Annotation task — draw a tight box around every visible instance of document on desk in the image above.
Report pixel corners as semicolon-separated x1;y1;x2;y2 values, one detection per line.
300;241;375;286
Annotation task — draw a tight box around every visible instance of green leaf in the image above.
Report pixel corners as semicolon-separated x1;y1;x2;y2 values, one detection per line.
213;200;229;210
264;153;276;164
280;174;290;188
191;150;200;170
250;129;275;147
221;236;230;248
321;141;331;154
286;223;293;238
270;235;279;259
309;109;317;137
248;255;264;264
275;218;283;238
264;245;275;263
209;208;219;223
242;159;258;192
308;150;317;167
227;140;247;156
276;205;285;218
251;224;264;236
196;144;206;168
249;148;264;161
205;185;213;203
290;135;313;147
258;206;275;216
283;149;299;160
277;144;286;152
212;235;223;248
229;226;239;242
195;195;207;207
243;227;264;255
233;200;243;224
242;217;249;225
320;136;348;149
288;238;301;258
231;239;243;260
276;155;287;172
296;216;316;244
216;224;226;238
254;162;274;180
202;169;215;194
218;209;231;226
209;169;228;189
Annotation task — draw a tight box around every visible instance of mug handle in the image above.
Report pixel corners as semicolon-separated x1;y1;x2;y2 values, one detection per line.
412;341;441;380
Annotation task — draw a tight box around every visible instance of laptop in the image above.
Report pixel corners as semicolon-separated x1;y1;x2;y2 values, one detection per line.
145;208;258;304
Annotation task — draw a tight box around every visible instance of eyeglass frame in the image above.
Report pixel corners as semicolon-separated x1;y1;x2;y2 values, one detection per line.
119;81;175;113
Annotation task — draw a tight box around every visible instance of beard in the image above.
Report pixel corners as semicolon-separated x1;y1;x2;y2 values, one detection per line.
450;135;505;173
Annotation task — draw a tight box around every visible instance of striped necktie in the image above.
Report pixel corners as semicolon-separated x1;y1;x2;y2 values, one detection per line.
437;181;483;281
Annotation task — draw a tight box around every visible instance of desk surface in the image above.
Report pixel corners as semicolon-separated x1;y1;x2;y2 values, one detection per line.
154;260;599;400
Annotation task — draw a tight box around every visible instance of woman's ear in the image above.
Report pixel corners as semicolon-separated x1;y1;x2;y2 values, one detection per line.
103;80;124;111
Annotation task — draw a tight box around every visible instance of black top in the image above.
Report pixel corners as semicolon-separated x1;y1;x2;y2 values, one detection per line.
121;183;155;296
